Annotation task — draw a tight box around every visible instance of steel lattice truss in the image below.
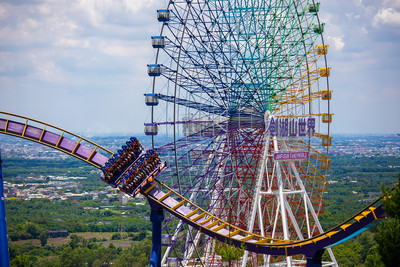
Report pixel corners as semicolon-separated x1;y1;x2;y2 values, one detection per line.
147;0;334;266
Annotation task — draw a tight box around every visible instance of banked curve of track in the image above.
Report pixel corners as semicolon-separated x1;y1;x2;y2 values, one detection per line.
0;111;387;258
143;180;386;258
0;111;112;168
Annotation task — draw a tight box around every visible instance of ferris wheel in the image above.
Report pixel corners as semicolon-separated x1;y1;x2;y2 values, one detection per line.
145;0;335;266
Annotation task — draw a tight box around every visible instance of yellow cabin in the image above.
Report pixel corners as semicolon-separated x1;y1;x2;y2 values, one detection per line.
318;182;328;193
321;90;332;100
322;113;333;123
318;67;331;77
321;135;332;146
320;159;331;169
317;45;328;55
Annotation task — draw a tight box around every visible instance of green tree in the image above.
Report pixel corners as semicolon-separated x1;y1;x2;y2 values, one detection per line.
25;222;40;239
39;231;48;247
93;245;117;266
214;240;246;267
331;242;363;267
374;219;400;267
364;244;384;267
131;230;147;241
59;246;93;267
114;239;152;267
115;250;136;267
68;234;84;249
374;174;400;266
12;255;28;267
357;231;376;263
35;257;60;267
381;175;400;219
111;233;122;240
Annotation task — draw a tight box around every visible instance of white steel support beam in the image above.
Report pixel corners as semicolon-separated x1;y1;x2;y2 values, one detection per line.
241;134;270;267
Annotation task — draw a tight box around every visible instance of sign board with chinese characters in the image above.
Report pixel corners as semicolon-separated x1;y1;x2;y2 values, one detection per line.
273;151;309;161
266;117;315;137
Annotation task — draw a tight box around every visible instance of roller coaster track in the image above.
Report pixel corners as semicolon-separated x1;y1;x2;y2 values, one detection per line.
143;180;386;258
0;111;112;168
0;111;387;259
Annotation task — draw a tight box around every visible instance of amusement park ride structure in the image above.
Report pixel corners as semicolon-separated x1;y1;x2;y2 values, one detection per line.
0;1;389;267
0;111;388;267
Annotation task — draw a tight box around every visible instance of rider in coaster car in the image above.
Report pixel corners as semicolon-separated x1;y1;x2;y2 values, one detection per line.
123;167;136;186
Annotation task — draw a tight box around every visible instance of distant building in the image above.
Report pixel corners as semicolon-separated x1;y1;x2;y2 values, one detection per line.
49;230;69;238
359;199;375;203
99;206;114;209
120;195;129;205
101;198;110;205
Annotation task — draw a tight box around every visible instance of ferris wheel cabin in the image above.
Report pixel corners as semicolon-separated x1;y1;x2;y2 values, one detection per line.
144;93;159;106
322;113;333;123
322;90;332;100
313;23;325;34
308;3;320;13
151;36;165;49
144;123;158;136
318;67;331;77
320;159;332;170
157;9;170;22
317;45;328;55
321;135;333;147
147;64;161;76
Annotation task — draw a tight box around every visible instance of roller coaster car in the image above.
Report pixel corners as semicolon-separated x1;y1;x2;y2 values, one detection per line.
110;151;162;188
100;137;143;183
128;161;166;198
99;137;165;197
103;150;145;186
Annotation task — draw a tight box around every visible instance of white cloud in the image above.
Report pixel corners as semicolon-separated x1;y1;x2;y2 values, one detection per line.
73;0;108;27
372;8;400;28
327;36;345;51
361;27;368;34
26;52;63;82
34;60;63;82
345;12;353;20
98;42;137;57
345;12;361;20
54;38;91;49
123;0;159;14
354;0;363;6
383;0;400;9
37;4;52;15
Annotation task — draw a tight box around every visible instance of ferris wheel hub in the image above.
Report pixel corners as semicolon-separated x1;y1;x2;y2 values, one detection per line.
264;110;271;127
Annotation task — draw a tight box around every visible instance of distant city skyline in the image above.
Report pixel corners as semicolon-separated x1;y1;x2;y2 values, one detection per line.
0;0;399;135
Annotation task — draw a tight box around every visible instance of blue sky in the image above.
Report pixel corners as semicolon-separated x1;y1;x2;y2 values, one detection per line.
0;0;399;135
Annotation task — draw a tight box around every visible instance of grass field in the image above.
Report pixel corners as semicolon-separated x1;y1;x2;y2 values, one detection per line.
10;232;142;248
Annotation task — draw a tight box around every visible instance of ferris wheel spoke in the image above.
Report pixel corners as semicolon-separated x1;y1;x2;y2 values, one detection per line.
158;94;227;116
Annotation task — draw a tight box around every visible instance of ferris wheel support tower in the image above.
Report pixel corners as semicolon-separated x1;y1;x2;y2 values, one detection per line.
242;112;337;266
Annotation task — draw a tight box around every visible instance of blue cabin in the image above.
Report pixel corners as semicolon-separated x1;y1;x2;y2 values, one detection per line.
145;93;159;106
152;36;166;48
144;123;158;136
157;9;170;22
147;64;161;76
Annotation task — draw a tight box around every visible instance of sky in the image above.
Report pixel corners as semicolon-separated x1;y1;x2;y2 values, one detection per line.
0;0;399;136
